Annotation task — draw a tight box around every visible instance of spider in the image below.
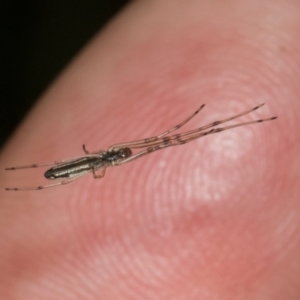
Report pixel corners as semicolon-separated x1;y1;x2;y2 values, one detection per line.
3;103;277;190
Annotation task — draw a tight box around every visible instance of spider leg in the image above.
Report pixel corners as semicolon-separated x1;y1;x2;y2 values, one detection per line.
5;159;75;170
82;144;105;155
5;151;103;171
108;104;205;151
168;116;277;142
110;106;276;152
83;144;89;154
133;103;270;147
4;172;87;191
92;167;106;179
109;103;266;151
114;115;277;166
175;103;266;137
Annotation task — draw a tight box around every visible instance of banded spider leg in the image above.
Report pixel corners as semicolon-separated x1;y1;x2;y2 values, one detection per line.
109;103;276;165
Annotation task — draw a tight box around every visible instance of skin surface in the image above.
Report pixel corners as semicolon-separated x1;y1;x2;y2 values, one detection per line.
1;0;300;299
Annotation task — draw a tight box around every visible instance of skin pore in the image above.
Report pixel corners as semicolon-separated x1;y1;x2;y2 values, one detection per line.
0;0;300;299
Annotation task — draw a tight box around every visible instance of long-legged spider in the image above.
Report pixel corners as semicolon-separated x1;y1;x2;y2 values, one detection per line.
3;103;277;190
